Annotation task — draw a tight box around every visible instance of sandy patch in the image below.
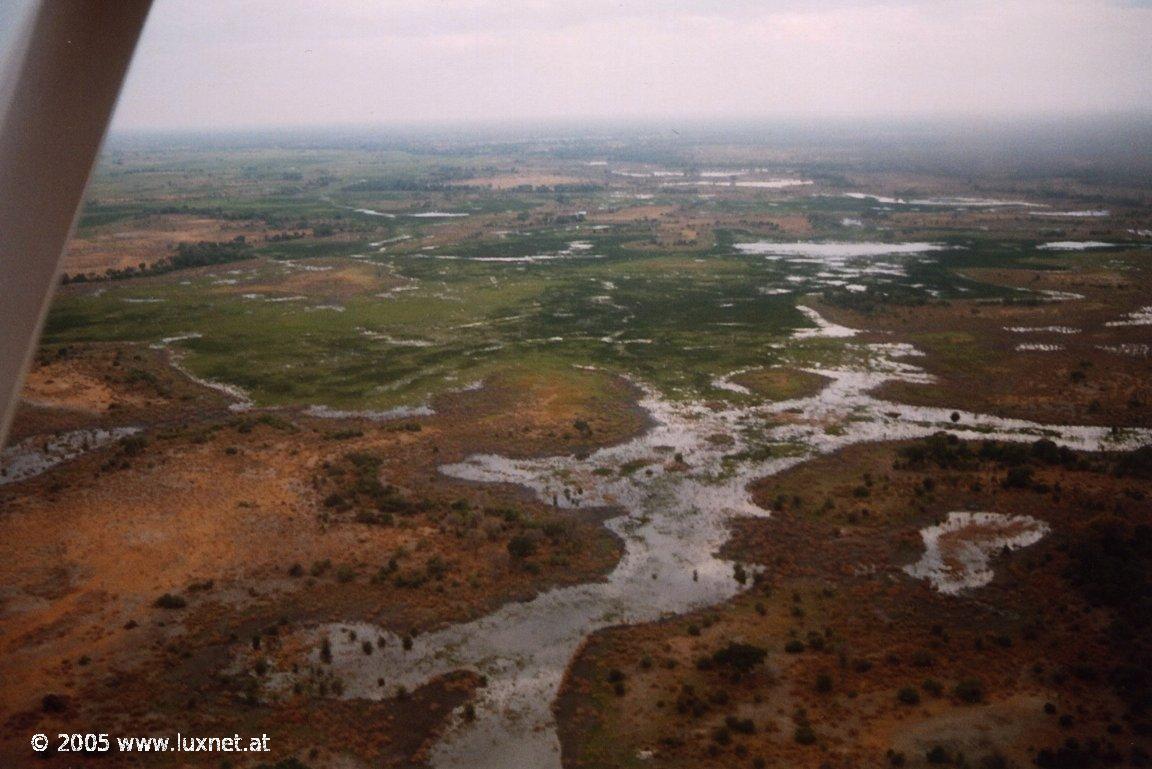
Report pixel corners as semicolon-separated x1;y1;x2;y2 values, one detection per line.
63;215;264;274
20;362;120;413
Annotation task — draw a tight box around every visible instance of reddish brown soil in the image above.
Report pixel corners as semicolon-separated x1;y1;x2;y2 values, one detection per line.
556;440;1152;769
813;253;1152;428
0;350;647;768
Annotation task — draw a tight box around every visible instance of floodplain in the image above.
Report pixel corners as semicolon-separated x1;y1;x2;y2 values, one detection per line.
2;126;1151;769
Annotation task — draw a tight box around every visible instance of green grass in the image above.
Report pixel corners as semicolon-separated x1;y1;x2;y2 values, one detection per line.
53;144;1098;411
43;244;824;408
46;223;1035;409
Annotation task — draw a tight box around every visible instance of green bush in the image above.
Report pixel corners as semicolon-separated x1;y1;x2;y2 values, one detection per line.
507;534;536;560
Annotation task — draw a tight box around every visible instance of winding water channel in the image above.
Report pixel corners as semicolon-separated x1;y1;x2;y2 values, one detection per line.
310;311;1151;769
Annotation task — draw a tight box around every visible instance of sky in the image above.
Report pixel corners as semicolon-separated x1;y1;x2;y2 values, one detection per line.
57;0;1152;130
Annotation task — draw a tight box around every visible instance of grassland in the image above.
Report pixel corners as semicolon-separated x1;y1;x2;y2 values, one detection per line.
52;155;1104;412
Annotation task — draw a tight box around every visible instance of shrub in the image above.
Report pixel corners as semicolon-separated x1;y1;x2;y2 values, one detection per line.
319;637;332;664
725;715;755;734
118;434;149;457
1035;741;1095;769
794;724;816;745
153;593;186;609
980;753;1009;769
507;534;536;560
425;555;449;580
926;745;951;764
1115;445;1152;479
711;642;768;673
1031;438;1075;466
354;510;394;526
954;678;984;704
1064;517;1151;610
1003;466;1034;489
897;686;921;705
41;694;69;713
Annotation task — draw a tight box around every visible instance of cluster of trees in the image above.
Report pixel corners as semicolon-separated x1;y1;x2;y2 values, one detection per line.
318;451;426;526
1064;515;1151;718
1066;516;1151;611
266;230;308;242
61;237;253;284
170;238;252;268
897;433;1149;491
896;433;1081;473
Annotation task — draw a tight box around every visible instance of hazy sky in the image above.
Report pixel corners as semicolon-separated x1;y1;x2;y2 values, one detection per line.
96;0;1152;130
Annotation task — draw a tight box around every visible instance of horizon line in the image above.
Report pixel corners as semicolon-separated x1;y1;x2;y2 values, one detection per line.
106;110;1152;137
